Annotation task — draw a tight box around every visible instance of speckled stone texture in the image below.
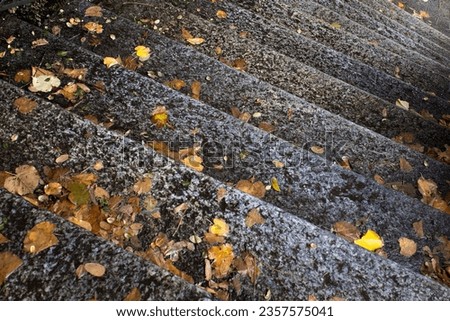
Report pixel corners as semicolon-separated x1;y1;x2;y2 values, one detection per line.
0;80;449;300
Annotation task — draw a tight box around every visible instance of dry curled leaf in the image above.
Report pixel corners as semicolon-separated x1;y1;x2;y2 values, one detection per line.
396;99;410;110
0;252;23;285
332;221;361;242
4;165;40;196
44;182;62;196
209;218;229;237
271;177;281;192
84;262;106;277
245;208;265;228
354;229;383;252
83;22;103;34
13;97;38;114
103;56;121;68
398;237;417;257
164;79;186;90
85;5;103;17
23;221;59;254
14;69;31;83
191;81;201;100
204;232;225;244
133;176;152;195
236;179;266;199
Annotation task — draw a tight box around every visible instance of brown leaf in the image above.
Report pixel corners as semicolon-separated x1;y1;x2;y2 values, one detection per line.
133;176;152;195
181;155;204;172
0;233;9;244
14;69;31;83
13;97;38;114
0;252;23;285
272;160;285;168
232;58;247;71
339;156;352;170
123;288;141;301
83;22;103;34
191;81;201;100
413;220;424;238
84;262;106;277
216;187;228;202
72;173;97;186
55;154;69;164
31;38;49;48
85;5;103;17
398;237;417;257
399;157;413;172
236;179;266;199
311;145;324;154
374;174;385;185
332;221;361;242
4;165;40;195
258;121;276;133
23;221;59;254
216;10;228;19
417;176;438;201
63;68;88;80
204;232;225;244
234;252;259;284
187;38;205;45
164;79;186;90
181;28;194;40
44;182;62;196
245;208;265;228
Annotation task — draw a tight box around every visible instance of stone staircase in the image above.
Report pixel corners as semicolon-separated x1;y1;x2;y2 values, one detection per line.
0;0;449;300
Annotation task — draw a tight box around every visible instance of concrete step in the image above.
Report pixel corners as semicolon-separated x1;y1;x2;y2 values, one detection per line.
1;15;450;272
57;0;450;151
358;0;450;49
263;0;450;76
0;190;211;300
169;0;450;107
2;8;450;206
1;81;449;300
311;0;450;61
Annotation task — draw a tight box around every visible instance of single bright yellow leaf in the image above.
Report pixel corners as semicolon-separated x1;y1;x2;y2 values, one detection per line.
354;229;384;251
271;177;281;192
207;243;234;278
151;106;169;128
135;45;151;62
209;218;229;237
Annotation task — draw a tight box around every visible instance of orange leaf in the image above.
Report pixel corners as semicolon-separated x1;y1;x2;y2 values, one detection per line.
208;244;234;278
0;252;23;285
236;179;266;199
13;97;38;114
124;288;141;301
191;81;201;100
398;237;417;257
209;218;229;237
23;221;59;254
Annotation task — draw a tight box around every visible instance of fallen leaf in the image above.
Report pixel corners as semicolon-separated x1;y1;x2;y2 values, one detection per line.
93;160;104;171
271;177;281;192
55;154;69;164
204;232;225;244
332;221;361;242
0;233;9;244
396;99;410;110
187;37;205;45
354;229;384;251
413;220;424;238
258;121;276;133
181;155;204;172
310;146;324;154
216;10;228;19
209;218;229;237
94;186;109;200
31;38;49;48
189;234;202;244
151;105;169;128
29;73;61;93
164;79;186;90
63;68;88;80
72;173;97;186
23;221;59;254
397;2;405;9
205;259;212;281
83;22;103;34
236;179;266;199
398;237;417;257
85;5;103;17
103;57;120;68
191;80;201;100
330;22;341;29
14;69;31;83
68;216;92;231
133;176;152;195
181;28;194;40
208;244;234;278
13;97;38;114
123;288;141;301
374;174;385;185
84;262;106;277
232;58;247;71
4;165;40;195
234;252;259;284
245;208;265;228
216;187;227;202
417;176;438;202
67;182;90;205
398;157;413;172
0;252;23;285
340;156;352;170
135;45;151;62
272;160;284;168
44;182;62;196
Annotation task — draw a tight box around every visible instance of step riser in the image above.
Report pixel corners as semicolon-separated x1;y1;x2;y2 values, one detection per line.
1;82;449;300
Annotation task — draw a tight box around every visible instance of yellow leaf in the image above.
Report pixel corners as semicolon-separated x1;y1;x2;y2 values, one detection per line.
182;155;204;172
271;177;281;192
330;22;341;29
209;218;230;237
23;221;59;254
396;99;410;110
13;97;38;114
103;56;120;68
151;105;169;128
135;45;151;62
4;165;40;196
164;78;186;90
0;252;23;285
354;229;384;251
207;244;234;278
